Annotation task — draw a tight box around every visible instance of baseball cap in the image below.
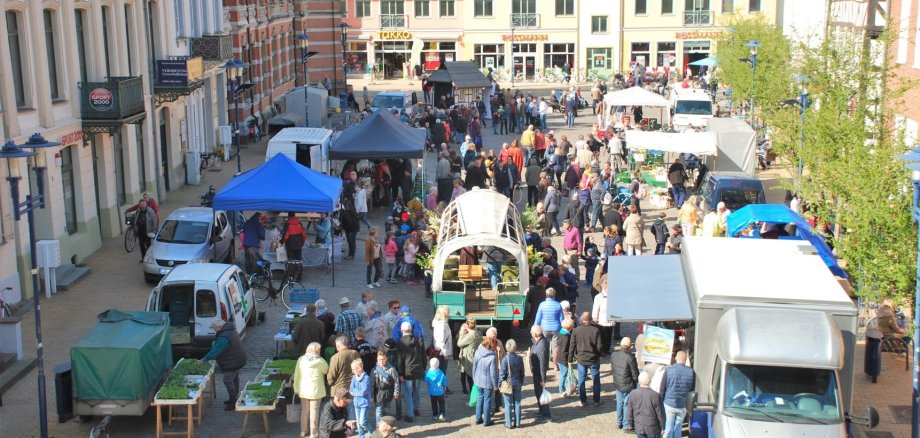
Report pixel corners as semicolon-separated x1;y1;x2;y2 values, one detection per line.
338;297;350;305
379;416;398;428
384;338;398;350
334;387;352;400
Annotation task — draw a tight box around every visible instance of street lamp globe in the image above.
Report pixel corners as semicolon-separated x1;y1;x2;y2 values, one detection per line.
224;59;245;79
297;33;310;50
745;39;761;56
19;133;62;169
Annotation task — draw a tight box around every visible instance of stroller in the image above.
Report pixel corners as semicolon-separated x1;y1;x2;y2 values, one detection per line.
606;185;633;207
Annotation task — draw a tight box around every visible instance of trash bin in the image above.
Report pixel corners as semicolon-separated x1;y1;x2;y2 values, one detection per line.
339;92;348;110
54;362;73;422
864;336;881;383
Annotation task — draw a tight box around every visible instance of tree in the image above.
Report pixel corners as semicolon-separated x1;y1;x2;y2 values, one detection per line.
716;19;916;302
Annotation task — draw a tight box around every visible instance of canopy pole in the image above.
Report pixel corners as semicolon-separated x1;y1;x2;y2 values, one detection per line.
331;233;336;287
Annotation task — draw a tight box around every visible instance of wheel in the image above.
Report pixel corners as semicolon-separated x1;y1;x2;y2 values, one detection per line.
144;274;159;284
280;281;303;310
224;240;235;263
124;229;136;253
249;273;271;302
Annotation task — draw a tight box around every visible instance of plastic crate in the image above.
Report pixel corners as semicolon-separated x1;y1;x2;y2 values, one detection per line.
289;288;319;304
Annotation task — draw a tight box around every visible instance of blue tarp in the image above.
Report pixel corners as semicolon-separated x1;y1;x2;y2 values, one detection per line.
329;111;425;159
726;204;847;278
212;153;342;213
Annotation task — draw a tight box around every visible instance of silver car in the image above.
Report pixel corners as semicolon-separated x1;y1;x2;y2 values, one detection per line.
142;207;235;283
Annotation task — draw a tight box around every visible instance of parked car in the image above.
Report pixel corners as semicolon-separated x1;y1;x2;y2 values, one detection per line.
142;207;234;283
698;171;766;213
146;263;256;358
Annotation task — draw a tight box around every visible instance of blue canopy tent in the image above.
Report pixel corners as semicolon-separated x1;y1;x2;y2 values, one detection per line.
213;153;343;284
726;204;847;278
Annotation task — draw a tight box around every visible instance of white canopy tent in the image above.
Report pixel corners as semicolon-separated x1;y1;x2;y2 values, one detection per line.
603;87;672;127
624;130;718;156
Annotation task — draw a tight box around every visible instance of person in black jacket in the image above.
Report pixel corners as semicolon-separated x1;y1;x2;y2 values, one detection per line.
395;322;426;422
200;321;247;409
318;387;356;438
568;312;602;407
652;212;670;255
555;318;575;397
565;192;590;237
463;158;488;190
611;337;640;431
529;325;552;423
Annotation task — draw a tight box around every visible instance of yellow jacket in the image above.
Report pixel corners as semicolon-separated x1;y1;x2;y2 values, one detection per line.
293;353;329;400
521;129;535;147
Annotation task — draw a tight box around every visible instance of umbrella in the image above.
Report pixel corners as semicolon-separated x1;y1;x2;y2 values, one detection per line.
689;56;718;67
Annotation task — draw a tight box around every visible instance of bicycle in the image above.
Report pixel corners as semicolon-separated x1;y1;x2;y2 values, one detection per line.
124;212;136;253
199;152;219;177
248;259;304;309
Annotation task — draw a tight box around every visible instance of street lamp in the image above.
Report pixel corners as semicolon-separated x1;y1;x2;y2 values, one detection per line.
339;22;350;95
297;34;319;126
896;148;920;438
744;40;761;129
223;59;248;174
0;133;62;438
794;74;809;192
510;17;516;89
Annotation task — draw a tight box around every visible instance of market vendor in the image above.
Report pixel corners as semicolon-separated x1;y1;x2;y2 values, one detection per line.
200;320;248;410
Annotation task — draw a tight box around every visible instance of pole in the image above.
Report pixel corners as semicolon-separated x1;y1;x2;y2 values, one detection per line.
798;91;806;192
233;78;242;175
912;178;920;438
750;53;756;130
510;22;516;89
302;47;309;128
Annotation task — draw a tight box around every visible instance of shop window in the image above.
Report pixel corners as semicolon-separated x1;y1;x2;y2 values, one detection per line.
663;0;674;14
635;0;647;15
6;11;28;108
474;44;505;70
474;0;493;17
543;43;574;73
656;42;677;68
555;0;574;16
415;0;430;17
591;16;608;33
439;0;455;17
721;0;734;13
587;47;612;72
61;148;78;235
356;0;371;18
631;42;651;66
346;42;368;75
749;0;760;12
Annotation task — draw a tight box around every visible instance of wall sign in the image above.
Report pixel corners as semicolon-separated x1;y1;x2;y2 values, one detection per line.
88;88;114;111
378;31;412;40
675;31;725;40
502;34;549;42
61;130;84;145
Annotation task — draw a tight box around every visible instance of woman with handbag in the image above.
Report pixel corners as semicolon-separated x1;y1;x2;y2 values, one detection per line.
498;339;525;429
431;306;454;393
293;342;329;438
456;317;482;395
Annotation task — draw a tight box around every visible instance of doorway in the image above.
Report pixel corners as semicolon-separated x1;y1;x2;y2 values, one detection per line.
159;112;170;191
682;40;711;77
513;55;536;80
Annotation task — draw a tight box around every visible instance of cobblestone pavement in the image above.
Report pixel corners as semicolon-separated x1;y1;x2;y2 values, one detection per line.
0;76;911;437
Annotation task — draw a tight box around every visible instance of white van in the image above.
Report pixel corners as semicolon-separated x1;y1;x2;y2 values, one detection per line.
265;127;335;173
370;90;414;115
670;88;714;129
146;263;256;358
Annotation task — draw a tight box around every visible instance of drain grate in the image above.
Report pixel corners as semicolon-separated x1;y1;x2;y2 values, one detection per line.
889;405;912;424
863;432;894;438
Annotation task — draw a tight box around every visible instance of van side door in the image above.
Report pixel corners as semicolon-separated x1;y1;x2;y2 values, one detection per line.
223;273;246;335
233;269;253;320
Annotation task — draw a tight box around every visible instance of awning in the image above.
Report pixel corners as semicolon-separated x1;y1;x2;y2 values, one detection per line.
607;255;693;322
625;131;718;155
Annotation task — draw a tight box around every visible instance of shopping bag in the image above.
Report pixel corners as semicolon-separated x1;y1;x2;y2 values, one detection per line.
276;245;288;263
565;369;577;395
286;402;301;423
468;384;480;407
539;389;553;405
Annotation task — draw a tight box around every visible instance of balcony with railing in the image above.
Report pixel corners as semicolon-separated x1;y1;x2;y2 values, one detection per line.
510;13;540;28
683;10;713;26
79;77;146;129
380;14;407;28
191;34;233;61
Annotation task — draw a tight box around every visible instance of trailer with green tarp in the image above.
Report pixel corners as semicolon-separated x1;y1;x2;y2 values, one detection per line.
71;309;173;416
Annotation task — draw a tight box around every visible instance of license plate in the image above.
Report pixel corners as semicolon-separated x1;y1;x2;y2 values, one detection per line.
158;267;172;275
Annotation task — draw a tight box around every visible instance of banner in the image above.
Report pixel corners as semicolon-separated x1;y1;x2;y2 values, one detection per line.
641;325;675;365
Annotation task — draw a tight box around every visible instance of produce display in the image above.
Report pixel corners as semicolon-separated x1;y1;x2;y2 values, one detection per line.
154;358;215;401
237;359;295;410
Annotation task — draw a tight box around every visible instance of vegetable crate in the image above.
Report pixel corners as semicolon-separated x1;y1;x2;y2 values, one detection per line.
289;287;319;304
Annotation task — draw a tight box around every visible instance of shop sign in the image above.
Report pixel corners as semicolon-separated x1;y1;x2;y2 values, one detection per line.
157;60;189;86
501;34;549;42
378;30;412;40
88;88;114;111
187;57;204;82
675;31;725;40
61;130;84;145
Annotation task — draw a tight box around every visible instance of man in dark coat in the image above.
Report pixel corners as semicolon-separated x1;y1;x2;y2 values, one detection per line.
395;322;426;422
201;321;247;409
529;325;552;423
629;372;666;438
569;312;602;407
463;157;488;190
318;387;356;438
292;304;326;357
611;337;640;431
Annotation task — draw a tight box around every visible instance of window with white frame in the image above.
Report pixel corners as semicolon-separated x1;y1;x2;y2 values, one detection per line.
356;0;371;18
636;0;648;14
174;0;186;37
749;0;760;12
556;0;574;16
591;16;608;34
440;0;455;17
6;11;28;108
43;10;61;100
663;0;674;14
191;0;200;37
474;0;493;17
415;0;430;17
721;0;734;13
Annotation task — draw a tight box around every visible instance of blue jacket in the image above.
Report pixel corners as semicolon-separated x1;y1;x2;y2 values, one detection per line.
424;368;447;396
242;214;265;248
534;298;564;332
391;315;425;341
499;352;525;387
472;345;499;390
349;372;372;408
659;363;696;409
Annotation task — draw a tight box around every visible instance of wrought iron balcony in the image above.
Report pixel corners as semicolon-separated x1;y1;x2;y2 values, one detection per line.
191;34;233;61
380;14;407;28
79;77;146;131
683;10;713;26
511;13;540;28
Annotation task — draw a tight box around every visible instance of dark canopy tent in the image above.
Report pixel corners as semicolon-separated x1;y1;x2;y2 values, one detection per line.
213;153;343;284
328;111;425;159
726;204;847;278
267;113;303;136
426;61;491;106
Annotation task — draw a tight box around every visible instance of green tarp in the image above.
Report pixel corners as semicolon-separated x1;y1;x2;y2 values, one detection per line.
71;310;173;401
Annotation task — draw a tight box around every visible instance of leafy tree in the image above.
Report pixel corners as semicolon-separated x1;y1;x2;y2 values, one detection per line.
717;19;916;302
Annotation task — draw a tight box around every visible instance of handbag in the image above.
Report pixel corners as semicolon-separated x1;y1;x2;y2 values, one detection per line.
426;343;441;360
276;245;288;263
285;401;301;423
468;384;480;407
499;380;514;395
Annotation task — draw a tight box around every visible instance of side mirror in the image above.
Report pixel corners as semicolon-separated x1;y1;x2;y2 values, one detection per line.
847;405;880;429
687;390;716;413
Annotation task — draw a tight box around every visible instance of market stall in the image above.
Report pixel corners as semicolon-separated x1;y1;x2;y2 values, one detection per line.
425;61;491;106
602;86;672;128
213;153;343;284
235;358;297;437
151;358;217;438
623;130;718;209
706;118;757;174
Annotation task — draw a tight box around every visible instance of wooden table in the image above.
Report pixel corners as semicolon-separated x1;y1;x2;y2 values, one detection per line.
235;399;279;437
152;366;216;438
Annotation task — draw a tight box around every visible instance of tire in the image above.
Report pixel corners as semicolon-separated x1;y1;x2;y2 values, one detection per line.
124;229;136;253
224;240;235;263
280;281;303;310
144;274;159;284
250;273;272;301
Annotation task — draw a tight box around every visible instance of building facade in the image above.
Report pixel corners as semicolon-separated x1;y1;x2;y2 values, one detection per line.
579;1;622;81
891;0;920;144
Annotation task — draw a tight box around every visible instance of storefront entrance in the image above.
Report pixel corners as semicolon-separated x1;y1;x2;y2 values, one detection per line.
374;41;412;79
682;40;711;77
512;43;537;80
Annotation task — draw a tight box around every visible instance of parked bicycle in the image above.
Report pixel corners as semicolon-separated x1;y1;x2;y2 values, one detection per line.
199;152;219;176
123;212;136;253
248;259;303;309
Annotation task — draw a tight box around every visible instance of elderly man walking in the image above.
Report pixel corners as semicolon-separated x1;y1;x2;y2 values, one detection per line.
629;372;666;438
611;337;640;431
569;312;602;407
660;350;696;438
529;325;552;423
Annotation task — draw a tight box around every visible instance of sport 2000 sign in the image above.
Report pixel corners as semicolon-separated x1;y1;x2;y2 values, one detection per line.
88;88;114;111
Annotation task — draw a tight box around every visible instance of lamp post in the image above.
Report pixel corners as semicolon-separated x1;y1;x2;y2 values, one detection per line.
339;22;350;95
745;40;761;129
897;149;920;438
224;59;247;174
510;18;516;89
297;33;311;127
794;74;809;193
0;133;62;438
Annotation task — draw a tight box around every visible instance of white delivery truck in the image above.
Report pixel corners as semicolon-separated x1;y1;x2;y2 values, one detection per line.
670;88;714;130
265;127;338;173
607;238;879;437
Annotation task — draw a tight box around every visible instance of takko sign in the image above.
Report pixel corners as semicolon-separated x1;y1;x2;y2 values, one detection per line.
60;130;84;145
502;34;549;42
378;30;412;40
675;31;726;40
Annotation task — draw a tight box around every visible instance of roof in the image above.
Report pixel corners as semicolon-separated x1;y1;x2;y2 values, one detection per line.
706;171;758;180
625;131;718;155
716;307;844;369
161;263;236;283
683;238;853;306
606;255;693;322
329;111;425;159
164;207;217;222
271;128;333;144
425;62;491;89
213;153;342;213
603;86;671;107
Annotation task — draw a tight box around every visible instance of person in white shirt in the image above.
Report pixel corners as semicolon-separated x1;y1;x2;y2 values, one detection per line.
592;287;616;355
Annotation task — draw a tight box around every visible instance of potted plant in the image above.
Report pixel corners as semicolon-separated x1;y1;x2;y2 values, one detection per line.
417;244;437;298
